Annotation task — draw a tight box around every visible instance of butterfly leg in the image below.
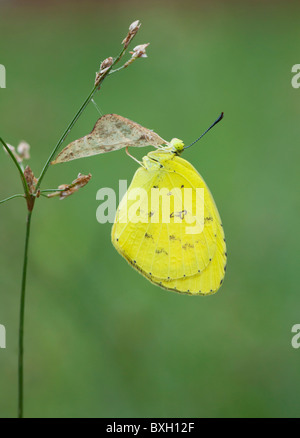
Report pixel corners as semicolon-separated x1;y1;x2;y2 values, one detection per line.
125;146;145;168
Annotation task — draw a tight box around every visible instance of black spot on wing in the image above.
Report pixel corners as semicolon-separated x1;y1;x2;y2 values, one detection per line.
170;210;187;220
182;242;194;250
155;248;168;255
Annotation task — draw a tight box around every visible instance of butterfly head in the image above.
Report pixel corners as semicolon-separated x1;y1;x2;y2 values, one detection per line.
169;138;185;154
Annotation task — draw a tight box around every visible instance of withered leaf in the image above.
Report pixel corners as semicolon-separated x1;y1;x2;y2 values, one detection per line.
51;114;166;165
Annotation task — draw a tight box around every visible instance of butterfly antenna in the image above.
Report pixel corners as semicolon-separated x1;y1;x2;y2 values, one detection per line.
184;112;224;149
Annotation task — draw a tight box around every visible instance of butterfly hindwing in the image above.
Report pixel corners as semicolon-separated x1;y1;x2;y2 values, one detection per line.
112;153;226;293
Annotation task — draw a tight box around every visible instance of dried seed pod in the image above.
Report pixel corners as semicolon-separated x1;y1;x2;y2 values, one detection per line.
24;166;37;194
48;173;92;199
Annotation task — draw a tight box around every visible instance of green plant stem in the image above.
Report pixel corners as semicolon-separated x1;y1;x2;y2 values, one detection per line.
18;210;32;419
40;188;64;192
36;81;96;187
36;84;98;191
109;66;126;74
0;138;30;198
35;44;129;193
14;23;140;419
0;194;25;205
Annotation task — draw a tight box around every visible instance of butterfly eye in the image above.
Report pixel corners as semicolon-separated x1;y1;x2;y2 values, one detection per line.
169;138;185;153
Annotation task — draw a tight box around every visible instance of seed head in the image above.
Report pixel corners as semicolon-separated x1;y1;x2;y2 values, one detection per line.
122;20;141;49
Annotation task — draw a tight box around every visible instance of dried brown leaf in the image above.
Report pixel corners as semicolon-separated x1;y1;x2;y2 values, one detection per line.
51;114;166;165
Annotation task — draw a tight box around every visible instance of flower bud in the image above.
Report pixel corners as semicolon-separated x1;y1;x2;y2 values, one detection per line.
17;141;30;160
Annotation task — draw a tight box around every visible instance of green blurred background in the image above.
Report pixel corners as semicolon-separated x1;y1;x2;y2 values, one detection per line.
0;0;299;418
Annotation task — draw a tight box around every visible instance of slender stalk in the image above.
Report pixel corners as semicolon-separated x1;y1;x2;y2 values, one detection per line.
12;22;142;419
18;211;32;418
36;84;98;191
0;138;30;197
109;66;126;74
0;194;25;205
112;44;127;66
40;188;65;192
35;43;129;193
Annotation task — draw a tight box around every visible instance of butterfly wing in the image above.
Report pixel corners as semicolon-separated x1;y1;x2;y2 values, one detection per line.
157;155;227;294
112;154;226;294
159;222;226;295
51;114;166;164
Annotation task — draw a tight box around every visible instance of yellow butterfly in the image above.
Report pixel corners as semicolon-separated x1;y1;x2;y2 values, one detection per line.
112;113;227;295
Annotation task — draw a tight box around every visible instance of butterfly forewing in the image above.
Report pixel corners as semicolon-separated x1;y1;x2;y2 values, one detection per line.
112;155;222;285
